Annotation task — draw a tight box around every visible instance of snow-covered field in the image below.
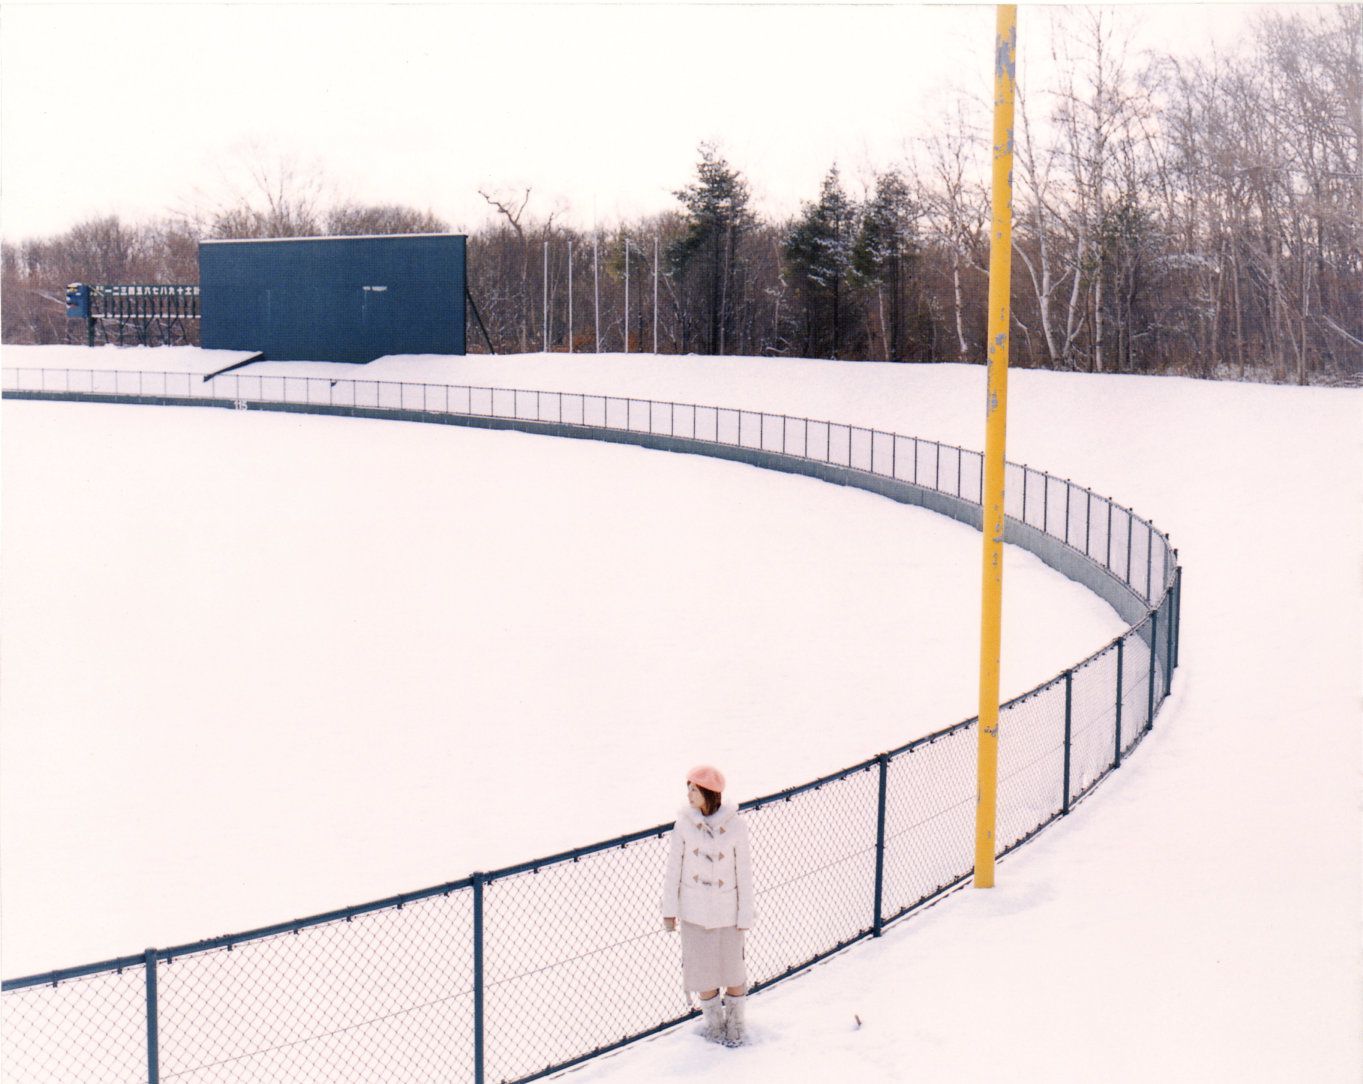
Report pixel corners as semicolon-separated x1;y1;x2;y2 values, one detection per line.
2;344;1360;1081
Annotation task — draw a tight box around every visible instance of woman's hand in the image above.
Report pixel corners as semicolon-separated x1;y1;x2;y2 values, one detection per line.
663;917;677;932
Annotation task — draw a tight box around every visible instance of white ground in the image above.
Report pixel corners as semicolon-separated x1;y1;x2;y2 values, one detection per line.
2;345;1360;1081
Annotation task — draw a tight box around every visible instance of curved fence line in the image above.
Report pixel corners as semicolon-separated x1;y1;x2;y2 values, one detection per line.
1;366;1181;1084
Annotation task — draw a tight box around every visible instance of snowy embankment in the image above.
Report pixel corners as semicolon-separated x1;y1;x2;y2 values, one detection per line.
2;345;1360;1081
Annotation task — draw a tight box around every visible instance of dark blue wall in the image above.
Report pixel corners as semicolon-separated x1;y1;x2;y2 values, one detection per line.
199;235;466;362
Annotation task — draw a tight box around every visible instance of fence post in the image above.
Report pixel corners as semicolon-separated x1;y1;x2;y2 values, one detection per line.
873;754;889;937
1171;564;1183;677
1146;611;1159;732
473;874;486;1084
1062;671;1073;814
1105;499;1113;571
144;949;159;1084
1126;510;1134;586
1145;522;1154;601
1114;637;1125;769
1085;490;1093;556
1064;480;1071;545
1043;472;1049;533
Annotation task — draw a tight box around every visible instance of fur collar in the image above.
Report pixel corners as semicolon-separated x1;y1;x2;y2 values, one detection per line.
678;801;739;831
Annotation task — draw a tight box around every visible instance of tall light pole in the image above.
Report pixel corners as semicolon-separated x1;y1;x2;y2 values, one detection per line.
974;3;1017;890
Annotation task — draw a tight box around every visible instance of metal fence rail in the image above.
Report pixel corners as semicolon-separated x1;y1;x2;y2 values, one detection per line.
1;367;1181;1083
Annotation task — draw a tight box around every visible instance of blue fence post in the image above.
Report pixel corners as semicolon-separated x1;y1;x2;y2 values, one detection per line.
144;949;159;1084
1171;563;1183;677
1126;509;1134;586
1146;611;1159;732
1062;671;1074;814
1064;480;1071;545
873;753;889;937
1106;499;1113;571
1145;522;1154;601
1114;637;1125;769
472;873;485;1084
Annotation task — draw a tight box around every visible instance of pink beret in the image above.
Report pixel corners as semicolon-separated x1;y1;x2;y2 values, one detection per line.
687;764;726;793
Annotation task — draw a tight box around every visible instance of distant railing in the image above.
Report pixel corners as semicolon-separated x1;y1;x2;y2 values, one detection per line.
1;366;1181;1084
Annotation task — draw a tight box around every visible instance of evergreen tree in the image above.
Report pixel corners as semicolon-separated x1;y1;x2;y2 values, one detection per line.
853;170;920;362
784;165;857;358
669;144;753;355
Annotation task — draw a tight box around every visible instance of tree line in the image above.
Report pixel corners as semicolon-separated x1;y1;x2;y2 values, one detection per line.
3;7;1357;384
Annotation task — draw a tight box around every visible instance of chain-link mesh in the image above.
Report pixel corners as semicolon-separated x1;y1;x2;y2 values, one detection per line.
3;368;1182;1083
745;766;881;982
1068;644;1121;802
996;677;1068;850
156;893;475;1083
881;727;977;920
1;966;149;1084
482;838;680;1083
1120;614;1156;754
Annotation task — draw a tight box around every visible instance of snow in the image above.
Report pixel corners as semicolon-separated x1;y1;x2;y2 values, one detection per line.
2;344;1360;1080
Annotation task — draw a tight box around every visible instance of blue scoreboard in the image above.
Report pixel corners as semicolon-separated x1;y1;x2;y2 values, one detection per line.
199;234;467;363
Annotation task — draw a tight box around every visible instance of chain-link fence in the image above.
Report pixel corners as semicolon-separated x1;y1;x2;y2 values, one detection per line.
2;367;1181;1083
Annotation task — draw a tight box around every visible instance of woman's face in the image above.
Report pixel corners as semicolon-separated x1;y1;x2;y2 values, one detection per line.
687;782;705;810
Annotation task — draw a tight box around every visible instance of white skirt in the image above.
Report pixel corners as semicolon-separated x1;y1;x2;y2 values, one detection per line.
680;921;746;992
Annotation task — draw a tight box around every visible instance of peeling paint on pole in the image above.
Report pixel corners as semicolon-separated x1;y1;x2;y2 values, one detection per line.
974;4;1017;890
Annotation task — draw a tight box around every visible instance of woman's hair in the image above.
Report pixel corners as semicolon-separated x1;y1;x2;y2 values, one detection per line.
695;784;722;816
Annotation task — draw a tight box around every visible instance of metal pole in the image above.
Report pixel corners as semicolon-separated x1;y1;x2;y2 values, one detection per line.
568;240;574;354
653;236;660;353
1172;564;1183;673
473;875;485;1084
1145;521;1154;601
593;234;601;353
974;3;1017;891
624;239;630;354
1106;499;1113;571
543;240;549;352
1114;636;1125;768
1126;508;1134;586
873;753;889;936
1146;612;1159;731
145;949;160;1084
1062;670;1073;814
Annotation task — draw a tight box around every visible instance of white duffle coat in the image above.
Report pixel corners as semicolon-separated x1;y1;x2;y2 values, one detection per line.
661;802;754;930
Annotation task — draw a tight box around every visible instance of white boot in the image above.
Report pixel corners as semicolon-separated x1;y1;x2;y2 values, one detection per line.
698;994;725;1043
722;992;747;1047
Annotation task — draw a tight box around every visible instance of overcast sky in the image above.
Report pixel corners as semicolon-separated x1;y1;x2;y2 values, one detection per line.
1;2;1275;241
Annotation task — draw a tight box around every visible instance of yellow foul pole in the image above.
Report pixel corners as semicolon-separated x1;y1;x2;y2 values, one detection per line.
974;4;1017;890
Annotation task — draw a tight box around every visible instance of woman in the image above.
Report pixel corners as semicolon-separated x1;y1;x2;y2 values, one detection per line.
661;764;754;1046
